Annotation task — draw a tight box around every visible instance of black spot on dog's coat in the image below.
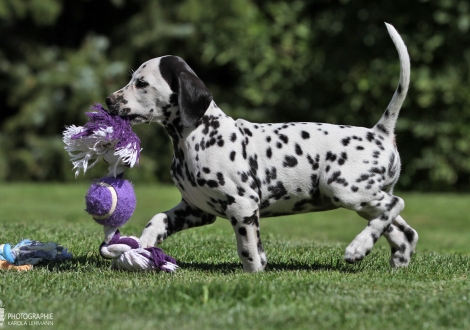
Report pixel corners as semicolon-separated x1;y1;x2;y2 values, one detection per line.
217;172;225;186
283;155;298;167
376;124;389;135
326;151;337;162
266;147;272;158
338;152;348;165
327;171;341;185
265;167;277;184
356;174;370;183
295;144;303;155
268;181;288;200
238;227;247;236
243;211;259;225
279;134;289;144
207;180;218;188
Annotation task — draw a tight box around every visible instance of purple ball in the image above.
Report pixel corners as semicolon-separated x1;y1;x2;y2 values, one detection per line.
85;177;136;227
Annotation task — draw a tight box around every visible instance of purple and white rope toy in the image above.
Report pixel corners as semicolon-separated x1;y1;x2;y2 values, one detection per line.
63;104;177;272
99;230;177;272
63;103;141;178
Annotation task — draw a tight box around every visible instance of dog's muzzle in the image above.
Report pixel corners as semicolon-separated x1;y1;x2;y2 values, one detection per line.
105;96;120;116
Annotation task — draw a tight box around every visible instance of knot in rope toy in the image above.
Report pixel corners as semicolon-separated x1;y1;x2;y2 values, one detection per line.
100;230;177;272
64;103;177;272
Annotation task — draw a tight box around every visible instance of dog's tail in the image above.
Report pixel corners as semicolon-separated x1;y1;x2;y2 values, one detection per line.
373;23;410;138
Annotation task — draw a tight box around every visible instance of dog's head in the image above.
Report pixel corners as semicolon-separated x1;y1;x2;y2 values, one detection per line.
106;56;212;127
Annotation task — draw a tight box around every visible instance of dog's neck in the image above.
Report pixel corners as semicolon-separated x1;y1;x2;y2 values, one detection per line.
160;105;185;147
162;101;222;149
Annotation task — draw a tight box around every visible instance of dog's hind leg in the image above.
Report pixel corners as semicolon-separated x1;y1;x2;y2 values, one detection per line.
382;215;418;267
343;191;405;264
140;199;216;247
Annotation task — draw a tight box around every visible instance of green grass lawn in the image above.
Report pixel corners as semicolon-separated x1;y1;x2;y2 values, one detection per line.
0;183;469;330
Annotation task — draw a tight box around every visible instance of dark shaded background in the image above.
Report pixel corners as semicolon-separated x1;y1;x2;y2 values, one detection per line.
1;0;469;191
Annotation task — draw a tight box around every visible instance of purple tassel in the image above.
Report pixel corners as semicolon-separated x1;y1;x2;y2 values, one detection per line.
63;103;141;176
144;247;178;272
72;103;141;162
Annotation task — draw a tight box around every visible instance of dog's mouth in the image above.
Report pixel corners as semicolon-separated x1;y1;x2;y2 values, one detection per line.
120;113;149;124
105;98;150;124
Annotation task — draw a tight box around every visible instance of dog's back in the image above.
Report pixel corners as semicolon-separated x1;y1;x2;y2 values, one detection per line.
234;119;401;218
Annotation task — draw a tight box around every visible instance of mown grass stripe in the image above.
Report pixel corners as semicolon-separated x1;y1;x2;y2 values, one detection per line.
0;184;468;329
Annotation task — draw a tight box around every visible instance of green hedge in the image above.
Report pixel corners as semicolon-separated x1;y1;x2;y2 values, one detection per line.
1;0;470;191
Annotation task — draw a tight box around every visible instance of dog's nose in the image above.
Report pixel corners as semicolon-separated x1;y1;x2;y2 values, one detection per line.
105;96;118;115
105;96;114;110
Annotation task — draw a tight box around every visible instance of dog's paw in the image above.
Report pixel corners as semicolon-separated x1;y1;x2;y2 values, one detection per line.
139;231;157;248
389;242;414;268
344;239;372;264
344;249;366;264
241;253;267;273
140;213;169;247
390;254;411;268
242;262;265;273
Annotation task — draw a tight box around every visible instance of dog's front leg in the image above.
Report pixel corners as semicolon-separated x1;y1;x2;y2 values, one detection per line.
227;204;266;272
140;199;216;247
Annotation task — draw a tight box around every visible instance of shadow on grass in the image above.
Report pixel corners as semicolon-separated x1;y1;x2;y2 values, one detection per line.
178;259;362;273
37;252;368;274
267;260;362;273
40;253;111;272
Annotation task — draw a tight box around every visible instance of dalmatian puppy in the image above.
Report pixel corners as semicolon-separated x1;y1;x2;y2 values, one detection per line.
106;23;418;272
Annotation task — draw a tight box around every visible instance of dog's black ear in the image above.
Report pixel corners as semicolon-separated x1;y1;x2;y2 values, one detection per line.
160;56;212;128
177;71;213;127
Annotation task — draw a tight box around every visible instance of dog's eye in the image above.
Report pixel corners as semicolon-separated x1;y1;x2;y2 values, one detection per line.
136;78;149;88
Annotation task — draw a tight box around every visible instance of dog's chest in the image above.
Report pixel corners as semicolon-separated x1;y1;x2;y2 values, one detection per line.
168;107;248;215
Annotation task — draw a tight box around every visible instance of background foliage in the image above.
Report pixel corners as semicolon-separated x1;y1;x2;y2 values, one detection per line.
1;0;470;191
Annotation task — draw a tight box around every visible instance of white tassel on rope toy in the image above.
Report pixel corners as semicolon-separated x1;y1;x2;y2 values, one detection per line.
63;103;141;178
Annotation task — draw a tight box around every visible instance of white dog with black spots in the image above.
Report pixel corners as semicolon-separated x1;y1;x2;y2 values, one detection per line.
106;23;418;272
